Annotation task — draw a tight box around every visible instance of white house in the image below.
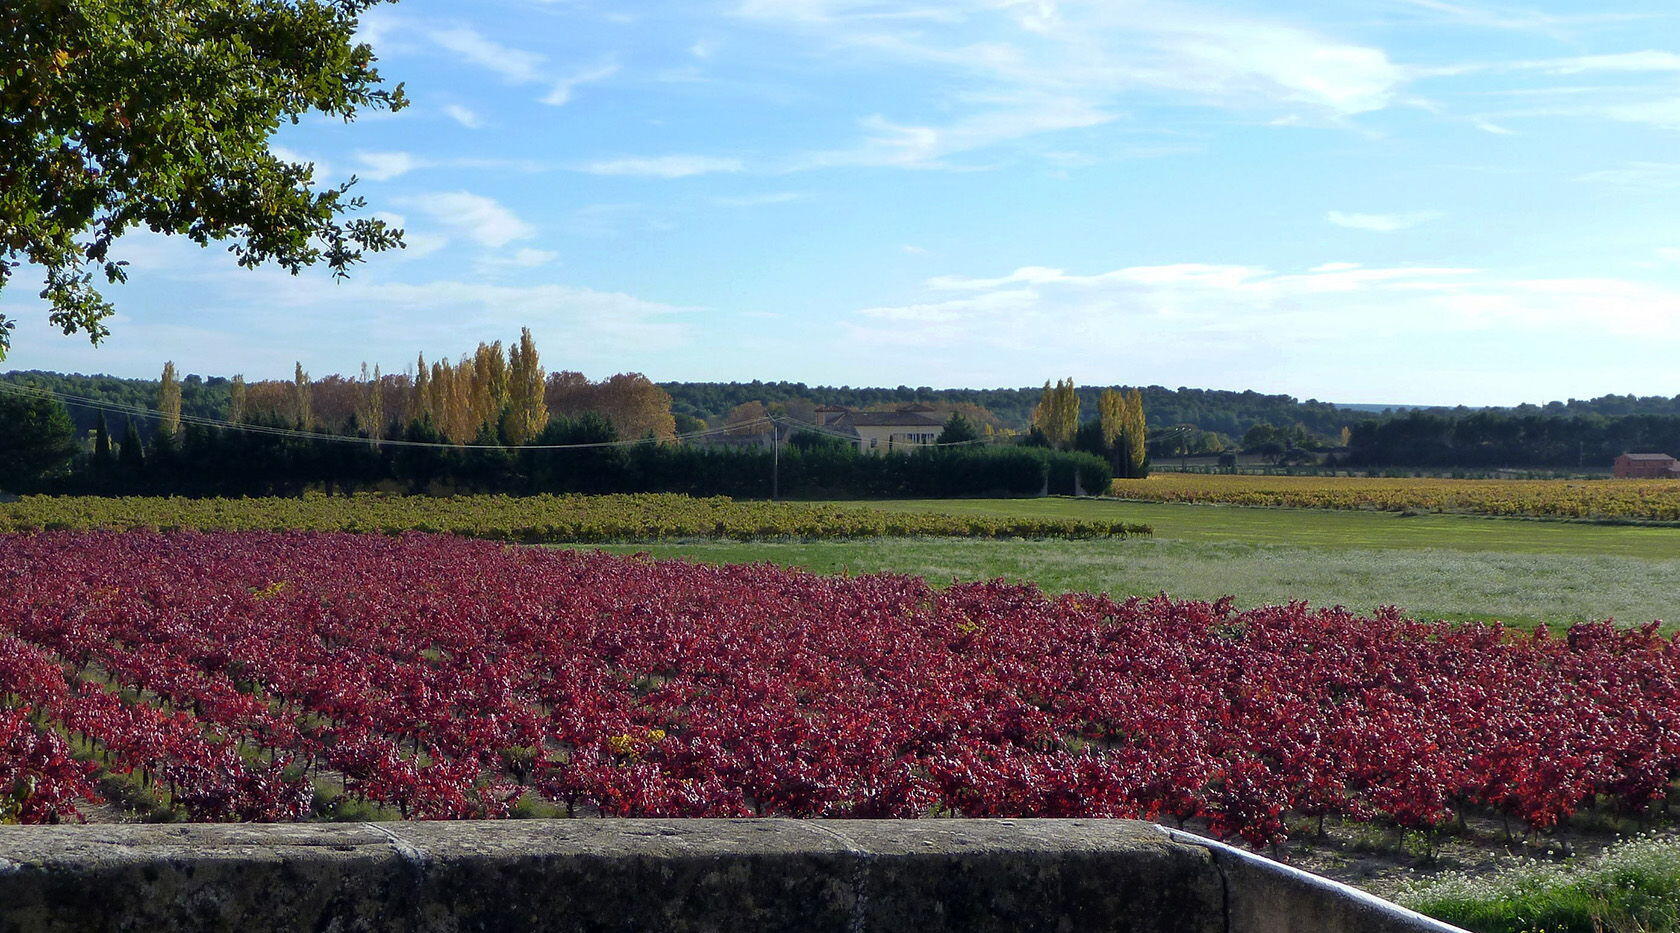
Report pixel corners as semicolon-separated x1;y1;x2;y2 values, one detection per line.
816;406;945;455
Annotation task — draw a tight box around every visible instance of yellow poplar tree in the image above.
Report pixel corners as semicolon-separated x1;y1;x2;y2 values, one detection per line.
410;354;431;426
470;341;509;435
504;327;548;445
1120;389;1149;478
1031;378;1079;448
357;363;385;441
158;361;181;438
292;363;313;430
228;375;247;424
1098;389;1125;448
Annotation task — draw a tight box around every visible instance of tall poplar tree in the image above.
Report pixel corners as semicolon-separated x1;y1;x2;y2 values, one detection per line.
1121;389;1149;479
410;355;431;425
358;363;385;442
472;341;510;433
1031;379;1080;449
157;361;181;438
504;328;548;445
292;363;314;430
228;375;247;424
1098;389;1125;449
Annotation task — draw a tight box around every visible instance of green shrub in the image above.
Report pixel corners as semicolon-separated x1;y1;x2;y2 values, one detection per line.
1398;835;1680;933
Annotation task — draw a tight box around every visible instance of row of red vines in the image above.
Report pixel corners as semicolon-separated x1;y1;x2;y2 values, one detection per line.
1;530;1676;845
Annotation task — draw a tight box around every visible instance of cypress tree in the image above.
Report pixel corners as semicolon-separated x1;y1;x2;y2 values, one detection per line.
118;419;145;473
93;411;113;464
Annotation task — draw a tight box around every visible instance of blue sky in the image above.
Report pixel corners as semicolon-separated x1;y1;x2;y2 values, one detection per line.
9;0;1680;405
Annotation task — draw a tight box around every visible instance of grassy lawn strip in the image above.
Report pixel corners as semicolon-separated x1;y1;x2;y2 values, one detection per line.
579;537;1680;630
824;497;1680;558
1398;835;1680;933
0;493;1148;542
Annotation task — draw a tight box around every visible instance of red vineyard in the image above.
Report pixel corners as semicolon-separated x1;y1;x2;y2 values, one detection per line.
1;531;1676;846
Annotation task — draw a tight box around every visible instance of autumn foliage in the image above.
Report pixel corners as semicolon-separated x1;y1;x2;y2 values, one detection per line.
2;531;1675;843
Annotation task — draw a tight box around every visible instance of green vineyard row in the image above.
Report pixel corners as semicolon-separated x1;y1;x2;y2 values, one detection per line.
0;494;1151;542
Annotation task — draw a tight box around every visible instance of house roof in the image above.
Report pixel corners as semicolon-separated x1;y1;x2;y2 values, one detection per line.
1622;453;1678;461
831;411;944;429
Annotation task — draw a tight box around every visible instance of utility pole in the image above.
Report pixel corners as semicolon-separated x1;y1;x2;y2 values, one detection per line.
771;419;780;501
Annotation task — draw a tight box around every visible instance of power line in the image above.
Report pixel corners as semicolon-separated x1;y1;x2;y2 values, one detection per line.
0;380;772;450
4;377;1199;453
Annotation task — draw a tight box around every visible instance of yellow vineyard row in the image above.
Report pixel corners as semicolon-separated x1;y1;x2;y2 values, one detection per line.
1111;473;1680;522
0;493;1151;542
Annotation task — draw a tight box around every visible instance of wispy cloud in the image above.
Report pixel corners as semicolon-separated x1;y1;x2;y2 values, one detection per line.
425;25;617;107
731;0;1409;170
1386;0;1652;34
429;26;547;84
542;62;621;106
351;151;548;181
1579;163;1680;189
477;248;560;271
443;104;483;129
400;191;537;248
800;97;1113;169
271;146;333;182
709;192;807;207
846;260;1680;381
579;156;746;178
1327;210;1445;232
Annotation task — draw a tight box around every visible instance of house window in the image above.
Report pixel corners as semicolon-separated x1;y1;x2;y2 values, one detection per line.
870;437;878;448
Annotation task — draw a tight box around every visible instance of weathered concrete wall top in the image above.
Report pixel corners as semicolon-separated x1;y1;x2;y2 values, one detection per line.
0;819;1463;933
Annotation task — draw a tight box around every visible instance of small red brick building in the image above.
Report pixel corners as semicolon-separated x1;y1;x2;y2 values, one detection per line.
1614;453;1680;478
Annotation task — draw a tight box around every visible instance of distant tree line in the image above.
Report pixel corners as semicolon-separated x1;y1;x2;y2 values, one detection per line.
1346;411;1680;469
32;413;1109;500
658;380;1358;449
15;354;1680;481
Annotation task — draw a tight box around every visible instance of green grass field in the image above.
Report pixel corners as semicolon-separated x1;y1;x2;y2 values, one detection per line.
576;497;1680;629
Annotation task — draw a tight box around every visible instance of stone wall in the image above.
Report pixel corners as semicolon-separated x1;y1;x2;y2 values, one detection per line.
0;819;1465;933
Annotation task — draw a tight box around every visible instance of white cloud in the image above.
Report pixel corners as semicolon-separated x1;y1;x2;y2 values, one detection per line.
1386;0;1652;34
400;192;536;248
1465;51;1680;75
744;0;1405;118
429;27;546;84
803;97;1114;169
349;152;549;181
1327;210;1445;232
480;248;560;269
710;192;807;207
542;62;621;106
845;261;1680;375
443;104;484;129
579;156;745;178
1601;98;1680;131
355;151;420;181
272;146;333;182
424;26;616;107
1579;162;1680;188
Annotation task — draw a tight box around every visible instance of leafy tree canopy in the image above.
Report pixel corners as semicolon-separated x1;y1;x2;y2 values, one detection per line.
0;0;406;360
0;388;76;487
937;412;980;445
